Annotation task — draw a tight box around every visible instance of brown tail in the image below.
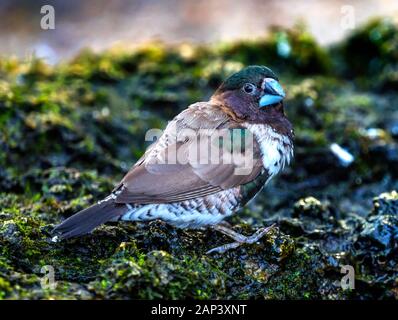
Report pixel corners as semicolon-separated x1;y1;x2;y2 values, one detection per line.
53;199;126;239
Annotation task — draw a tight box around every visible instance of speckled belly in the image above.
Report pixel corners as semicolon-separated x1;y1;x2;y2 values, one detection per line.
120;187;242;228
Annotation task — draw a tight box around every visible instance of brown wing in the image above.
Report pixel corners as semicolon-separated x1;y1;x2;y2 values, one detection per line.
115;102;264;204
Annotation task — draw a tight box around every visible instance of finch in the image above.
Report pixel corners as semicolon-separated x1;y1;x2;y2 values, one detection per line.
53;65;294;254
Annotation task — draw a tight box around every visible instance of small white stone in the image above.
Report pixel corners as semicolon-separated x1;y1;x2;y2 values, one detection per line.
330;143;354;167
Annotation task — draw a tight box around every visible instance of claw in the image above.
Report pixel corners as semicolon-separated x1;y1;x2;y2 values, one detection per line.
206;242;241;254
206;223;277;255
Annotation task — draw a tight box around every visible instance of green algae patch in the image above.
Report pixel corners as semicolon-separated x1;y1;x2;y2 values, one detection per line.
1;19;398;299
90;245;228;299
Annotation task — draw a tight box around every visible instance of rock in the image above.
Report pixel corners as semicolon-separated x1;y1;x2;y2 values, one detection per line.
372;190;398;216
2;21;398;299
349;190;398;299
291;197;337;234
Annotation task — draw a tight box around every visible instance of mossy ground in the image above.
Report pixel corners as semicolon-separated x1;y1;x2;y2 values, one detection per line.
1;18;398;299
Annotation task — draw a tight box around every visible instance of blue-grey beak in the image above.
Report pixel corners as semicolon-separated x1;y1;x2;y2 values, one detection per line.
259;78;285;107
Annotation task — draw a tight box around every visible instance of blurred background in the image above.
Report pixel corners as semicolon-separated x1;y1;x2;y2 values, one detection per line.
1;0;398;300
1;0;398;63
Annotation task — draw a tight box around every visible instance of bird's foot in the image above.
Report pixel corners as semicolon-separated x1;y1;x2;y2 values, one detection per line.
218;220;233;228
206;223;277;254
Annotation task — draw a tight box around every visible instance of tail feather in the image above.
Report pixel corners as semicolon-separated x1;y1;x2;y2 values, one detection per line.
53;199;126;239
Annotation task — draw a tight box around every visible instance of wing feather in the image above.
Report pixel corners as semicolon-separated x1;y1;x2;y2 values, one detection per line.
115;102;264;204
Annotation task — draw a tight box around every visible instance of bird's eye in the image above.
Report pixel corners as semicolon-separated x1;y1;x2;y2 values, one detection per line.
243;83;256;95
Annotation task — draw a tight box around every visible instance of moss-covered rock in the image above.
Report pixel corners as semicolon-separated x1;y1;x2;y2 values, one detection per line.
1;21;398;299
333;18;398;79
372;190;398;216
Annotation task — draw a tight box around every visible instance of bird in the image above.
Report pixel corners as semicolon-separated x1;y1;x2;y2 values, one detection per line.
53;65;294;254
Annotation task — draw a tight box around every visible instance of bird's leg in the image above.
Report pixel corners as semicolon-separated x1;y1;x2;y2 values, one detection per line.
218;220;233;228
206;223;276;254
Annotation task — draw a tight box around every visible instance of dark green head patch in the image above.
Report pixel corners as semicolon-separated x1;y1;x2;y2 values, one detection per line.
218;65;278;92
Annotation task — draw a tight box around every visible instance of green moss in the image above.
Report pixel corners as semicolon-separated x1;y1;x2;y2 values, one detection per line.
1;21;398;299
0;277;12;299
334;17;398;79
218;23;331;76
89;243;227;299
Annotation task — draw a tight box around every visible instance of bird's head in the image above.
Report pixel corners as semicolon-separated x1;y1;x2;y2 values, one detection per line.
211;65;287;123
